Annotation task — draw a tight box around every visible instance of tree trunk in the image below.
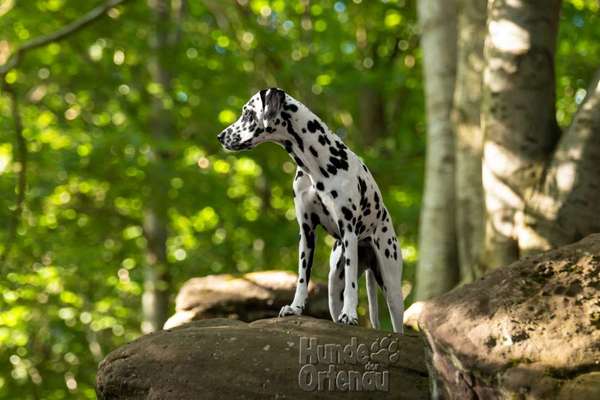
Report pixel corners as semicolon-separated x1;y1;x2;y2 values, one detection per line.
452;0;487;282
481;0;562;271
142;0;175;333
415;0;459;300
358;86;386;146
521;70;600;252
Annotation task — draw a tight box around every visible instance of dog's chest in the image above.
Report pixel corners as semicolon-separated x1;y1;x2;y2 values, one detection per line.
295;172;382;240
296;183;339;236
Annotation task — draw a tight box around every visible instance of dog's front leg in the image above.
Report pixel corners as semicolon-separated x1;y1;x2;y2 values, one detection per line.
279;226;316;317
337;233;359;325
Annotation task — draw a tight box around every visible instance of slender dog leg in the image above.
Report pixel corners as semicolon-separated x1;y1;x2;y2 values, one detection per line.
365;269;380;329
372;230;404;333
280;224;316;317
328;240;344;321
337;234;359;325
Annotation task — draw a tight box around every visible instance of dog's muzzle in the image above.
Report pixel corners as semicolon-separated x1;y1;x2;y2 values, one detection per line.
217;130;251;151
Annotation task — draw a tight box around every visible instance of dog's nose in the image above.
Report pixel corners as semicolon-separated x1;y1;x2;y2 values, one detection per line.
217;132;225;144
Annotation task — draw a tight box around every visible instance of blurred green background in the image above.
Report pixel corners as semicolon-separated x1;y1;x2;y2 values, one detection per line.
0;0;598;398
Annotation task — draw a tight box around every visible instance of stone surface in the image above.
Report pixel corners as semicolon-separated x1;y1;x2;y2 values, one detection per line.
97;316;429;399
418;234;600;399
163;271;330;329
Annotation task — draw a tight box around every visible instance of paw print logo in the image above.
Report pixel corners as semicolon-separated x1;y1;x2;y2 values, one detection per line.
369;336;400;366
364;361;381;371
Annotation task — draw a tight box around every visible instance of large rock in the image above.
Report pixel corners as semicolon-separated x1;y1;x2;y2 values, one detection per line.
97;316;429;399
163;271;330;329
418;234;600;399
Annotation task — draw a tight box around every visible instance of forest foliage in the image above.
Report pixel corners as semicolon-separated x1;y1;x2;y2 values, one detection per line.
0;0;598;398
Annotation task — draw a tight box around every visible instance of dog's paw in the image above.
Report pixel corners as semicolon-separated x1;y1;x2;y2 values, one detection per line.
337;312;358;326
279;305;302;317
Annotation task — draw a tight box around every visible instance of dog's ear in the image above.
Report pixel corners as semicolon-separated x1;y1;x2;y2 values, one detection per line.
260;88;285;125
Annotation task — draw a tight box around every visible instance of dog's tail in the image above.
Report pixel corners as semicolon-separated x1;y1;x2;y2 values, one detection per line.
365;269;380;329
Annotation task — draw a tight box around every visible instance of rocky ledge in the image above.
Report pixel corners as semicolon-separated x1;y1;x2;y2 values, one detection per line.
418;234;600;399
97;316;429;399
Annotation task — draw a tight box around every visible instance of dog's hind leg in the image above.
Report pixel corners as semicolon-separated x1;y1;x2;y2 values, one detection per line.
359;243;380;330
383;256;405;334
365;269;380;329
371;236;404;333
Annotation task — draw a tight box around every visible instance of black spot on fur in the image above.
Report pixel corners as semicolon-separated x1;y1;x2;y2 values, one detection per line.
341;207;353;221
307;119;325;134
280;111;304;152
317;197;330;216
369;263;384;288
318;135;331;146
316;181;324;191
338;219;345;238
329;156;348;171
310;213;320;227
381;208;388;221
253;128;264;138
356;220;365;235
302;223;311;238
326;164;338;175
284;103;298;112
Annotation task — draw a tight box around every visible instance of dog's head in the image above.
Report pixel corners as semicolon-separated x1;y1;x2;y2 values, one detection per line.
217;88;287;151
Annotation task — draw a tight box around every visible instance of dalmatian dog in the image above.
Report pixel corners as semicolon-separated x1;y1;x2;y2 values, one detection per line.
217;88;404;333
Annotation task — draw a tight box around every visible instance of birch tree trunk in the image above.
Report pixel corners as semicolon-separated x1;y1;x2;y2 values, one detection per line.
142;0;176;333
521;70;600;252
481;0;562;271
415;0;459;300
452;0;487;282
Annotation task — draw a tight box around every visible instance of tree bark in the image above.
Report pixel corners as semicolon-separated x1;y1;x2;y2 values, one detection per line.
452;0;487;282
142;0;175;333
415;0;459;300
481;0;562;271
521;70;600;252
358;86;386;146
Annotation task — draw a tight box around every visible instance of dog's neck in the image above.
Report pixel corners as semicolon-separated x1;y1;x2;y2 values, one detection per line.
274;97;347;181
